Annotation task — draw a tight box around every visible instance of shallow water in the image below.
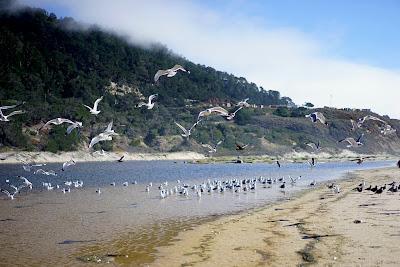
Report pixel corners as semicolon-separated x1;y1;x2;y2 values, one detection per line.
0;160;395;266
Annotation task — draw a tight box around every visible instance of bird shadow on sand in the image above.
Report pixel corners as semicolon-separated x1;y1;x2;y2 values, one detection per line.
58;239;97;245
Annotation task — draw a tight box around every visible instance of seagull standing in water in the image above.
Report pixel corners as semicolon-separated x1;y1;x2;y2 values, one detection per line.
0;188;18;200
338;134;364;148
305;112;328;125
137;94;157;110
83;96;103;115
174;120;201;138
18;176;32;190
154;64;189;82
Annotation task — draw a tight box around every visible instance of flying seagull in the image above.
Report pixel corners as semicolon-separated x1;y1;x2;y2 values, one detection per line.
89;131;118;148
350;119;359;131
104;121;116;135
197;106;229;121
357;115;386;127
237;98;250;108
305;112;328;125
41;118;82;134
137;94;157;109
338;134;364;148
306;141;320;151
62;159;76;171
154;64;189;82
201;140;223;153
174;120;201;138
226;107;243;120
0;109;26;122
83;96;103;115
34;169;57;176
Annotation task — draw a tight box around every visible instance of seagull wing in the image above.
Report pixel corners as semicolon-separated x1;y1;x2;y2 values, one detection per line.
148;94;158;104
315;112;326;124
105;121;113;133
66;124;77;135
174;122;188;135
170;64;186;72
216;140;223;146
306;143;317;150
201;144;213;150
93;96;103;110
5;110;25;118
210;106;229;116
154;70;168;82
89;135;102;148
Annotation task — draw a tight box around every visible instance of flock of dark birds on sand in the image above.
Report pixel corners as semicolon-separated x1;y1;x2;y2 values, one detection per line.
353;180;400;194
0;64;398;200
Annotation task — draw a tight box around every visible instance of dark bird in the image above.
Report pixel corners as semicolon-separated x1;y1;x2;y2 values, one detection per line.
117;155;125;162
280;182;286;189
371;185;378;192
276;160;281;168
235;143;249;151
375;187;384;194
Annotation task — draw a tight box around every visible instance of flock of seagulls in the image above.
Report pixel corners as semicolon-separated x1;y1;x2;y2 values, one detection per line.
0;63;397;201
304;111;396;166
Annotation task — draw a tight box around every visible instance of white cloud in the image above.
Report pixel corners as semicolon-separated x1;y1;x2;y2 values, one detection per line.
20;0;400;118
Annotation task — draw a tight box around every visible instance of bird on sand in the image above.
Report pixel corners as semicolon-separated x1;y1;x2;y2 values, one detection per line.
117;155;125;162
0;188;18;200
154;64;189;82
83;96;103;115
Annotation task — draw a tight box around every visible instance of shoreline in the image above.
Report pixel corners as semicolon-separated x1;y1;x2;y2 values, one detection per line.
0;149;396;164
147;167;400;266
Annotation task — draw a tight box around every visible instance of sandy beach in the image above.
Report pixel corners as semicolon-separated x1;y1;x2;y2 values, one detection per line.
150;167;400;267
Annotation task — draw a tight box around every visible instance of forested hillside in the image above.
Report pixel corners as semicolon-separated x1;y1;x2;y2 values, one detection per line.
1;3;399;156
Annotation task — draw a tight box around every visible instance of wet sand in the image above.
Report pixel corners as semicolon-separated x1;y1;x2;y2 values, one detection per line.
152;167;400;266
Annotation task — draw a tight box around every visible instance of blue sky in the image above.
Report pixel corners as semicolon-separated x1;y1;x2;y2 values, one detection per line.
18;0;400;118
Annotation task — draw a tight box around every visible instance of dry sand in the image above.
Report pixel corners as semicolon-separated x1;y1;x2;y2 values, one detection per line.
152;167;400;267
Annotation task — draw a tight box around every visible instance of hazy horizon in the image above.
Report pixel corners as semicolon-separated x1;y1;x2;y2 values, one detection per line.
15;0;400;119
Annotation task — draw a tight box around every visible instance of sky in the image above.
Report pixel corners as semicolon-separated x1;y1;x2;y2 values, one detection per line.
17;0;400;118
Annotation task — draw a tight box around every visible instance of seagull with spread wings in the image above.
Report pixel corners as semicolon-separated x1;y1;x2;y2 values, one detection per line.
83;96;103;115
137;94;157;110
305;112;328;125
202;140;223;153
154;64;189;82
338;134;364;148
174;120;201;138
197;106;229;121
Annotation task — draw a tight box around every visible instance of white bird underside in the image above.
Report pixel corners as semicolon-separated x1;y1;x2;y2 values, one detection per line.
154;64;188;82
